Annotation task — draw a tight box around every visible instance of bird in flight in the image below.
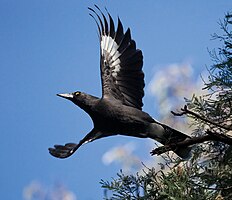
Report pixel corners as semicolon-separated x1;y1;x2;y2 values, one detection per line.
49;5;192;159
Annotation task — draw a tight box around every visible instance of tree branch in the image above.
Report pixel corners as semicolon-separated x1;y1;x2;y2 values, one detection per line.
171;105;232;131
205;130;232;144
150;105;232;156
151;130;232;156
150;135;214;156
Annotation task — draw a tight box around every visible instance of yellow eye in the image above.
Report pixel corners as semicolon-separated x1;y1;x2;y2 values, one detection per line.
75;92;80;95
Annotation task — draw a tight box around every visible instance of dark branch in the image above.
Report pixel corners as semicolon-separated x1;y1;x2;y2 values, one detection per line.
171;105;232;131
150;135;214;156
205;130;232;144
151;130;232;156
151;105;232;157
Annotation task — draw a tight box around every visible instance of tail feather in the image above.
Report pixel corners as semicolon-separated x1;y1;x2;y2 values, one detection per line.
149;122;192;159
174;145;192;160
162;124;192;159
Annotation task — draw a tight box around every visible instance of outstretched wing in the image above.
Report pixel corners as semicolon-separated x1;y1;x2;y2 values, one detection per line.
48;128;118;159
49;129;100;158
89;6;145;110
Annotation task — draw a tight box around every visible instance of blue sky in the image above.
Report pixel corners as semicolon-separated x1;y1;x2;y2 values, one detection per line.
1;1;231;199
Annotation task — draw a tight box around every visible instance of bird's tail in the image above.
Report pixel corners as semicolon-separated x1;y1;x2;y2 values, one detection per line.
149;123;192;159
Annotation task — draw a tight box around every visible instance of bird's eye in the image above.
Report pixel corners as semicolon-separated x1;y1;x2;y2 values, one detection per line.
75;92;81;95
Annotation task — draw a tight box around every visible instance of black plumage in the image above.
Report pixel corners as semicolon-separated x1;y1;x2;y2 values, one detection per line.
49;6;192;159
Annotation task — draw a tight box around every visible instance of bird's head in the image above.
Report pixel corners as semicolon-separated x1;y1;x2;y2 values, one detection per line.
57;91;83;102
57;91;99;111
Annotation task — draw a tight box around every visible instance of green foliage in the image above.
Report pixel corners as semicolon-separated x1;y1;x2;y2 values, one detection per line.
101;12;232;200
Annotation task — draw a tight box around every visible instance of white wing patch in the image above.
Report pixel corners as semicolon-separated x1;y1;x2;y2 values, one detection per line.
101;35;121;78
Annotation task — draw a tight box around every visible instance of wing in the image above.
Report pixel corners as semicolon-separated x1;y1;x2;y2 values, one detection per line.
49;129;100;159
89;6;145;110
49;128;118;159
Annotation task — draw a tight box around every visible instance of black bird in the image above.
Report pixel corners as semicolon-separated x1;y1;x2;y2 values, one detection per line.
49;6;192;159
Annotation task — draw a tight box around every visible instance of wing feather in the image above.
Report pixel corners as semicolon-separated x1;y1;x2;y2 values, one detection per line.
89;7;145;110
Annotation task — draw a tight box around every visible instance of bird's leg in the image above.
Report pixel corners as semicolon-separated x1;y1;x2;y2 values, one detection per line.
48;128;99;159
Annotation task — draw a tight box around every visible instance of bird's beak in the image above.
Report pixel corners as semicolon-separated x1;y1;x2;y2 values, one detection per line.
57;93;74;100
